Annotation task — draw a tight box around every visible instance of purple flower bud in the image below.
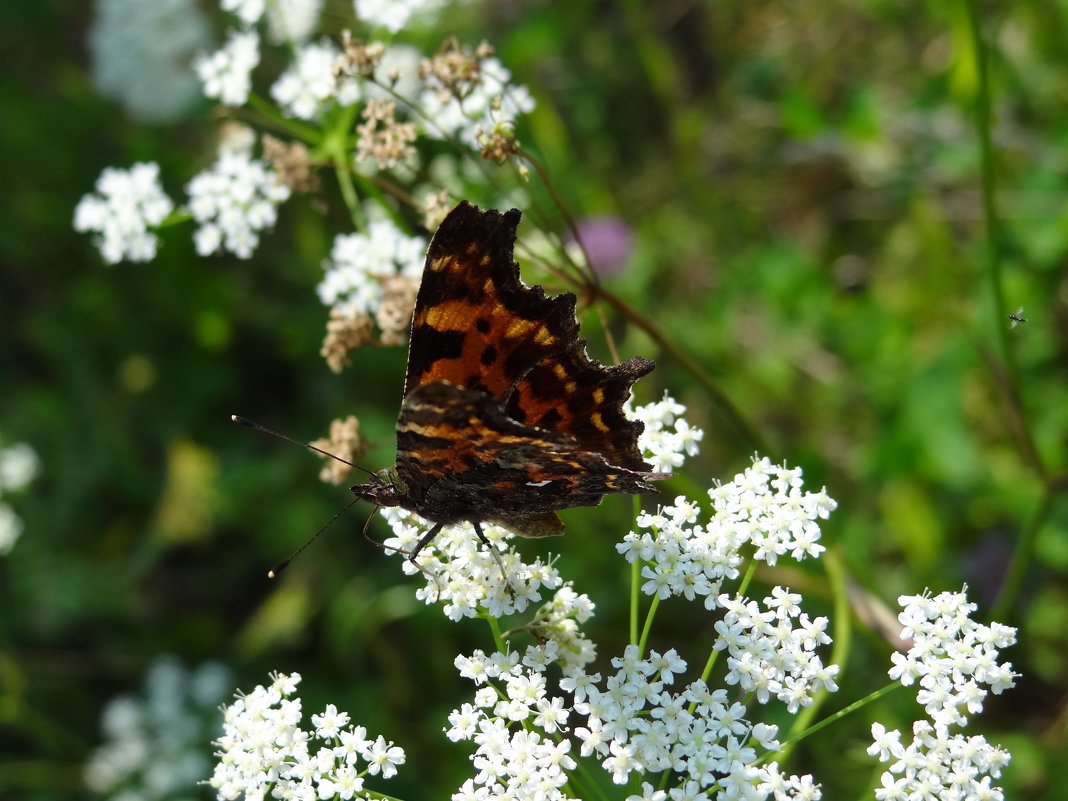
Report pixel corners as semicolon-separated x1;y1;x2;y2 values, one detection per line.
573;216;634;277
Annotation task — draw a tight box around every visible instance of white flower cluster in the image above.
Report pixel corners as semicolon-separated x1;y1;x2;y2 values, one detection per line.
568;645;821;799
443;627;832;801
380;507;566;621
88;0;211;123
869;720;1011;801
74;163;175;264
890;589;1018;727
186;147;291;258
631;392;703;473
270;40;340;120
868;589;1016;801
355;0;450;33
217;0;325;43
196;30;260;106
265;0;324;43
0;438;38;555
198;0;325;108
372;403;833;798
85;657;231;801
222;0;265;26
448;646;577;801
619;457;834;603
445;643;821;800
211;671;406;801
714;589;839;713
527;584;599;669
261;39;533;143
318;219;426;316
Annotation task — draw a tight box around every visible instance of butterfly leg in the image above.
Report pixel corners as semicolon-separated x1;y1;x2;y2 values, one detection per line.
409;522;444;562
472;521;515;598
408;520;515;599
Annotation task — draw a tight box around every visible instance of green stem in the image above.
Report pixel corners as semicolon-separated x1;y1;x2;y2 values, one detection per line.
627;493;644;645
991;487;1054;621
333;152;363;229
763;682;903;761
567;757;613;801
629;556;641;646
963;0;1056;624
485;615;508;654
736;559;756;598
320;105;363;229
246;93;321;144
962;0;1011;363
636;595;660;656
778;546;851;761
698;561;757;685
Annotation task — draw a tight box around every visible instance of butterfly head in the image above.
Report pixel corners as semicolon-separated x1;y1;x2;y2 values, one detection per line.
350;468;406;509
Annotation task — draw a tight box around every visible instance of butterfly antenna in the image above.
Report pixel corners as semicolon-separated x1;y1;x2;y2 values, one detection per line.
231;414;375;478
267;496;361;578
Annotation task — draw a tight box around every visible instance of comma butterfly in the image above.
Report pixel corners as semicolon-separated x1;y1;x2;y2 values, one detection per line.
353;201;667;560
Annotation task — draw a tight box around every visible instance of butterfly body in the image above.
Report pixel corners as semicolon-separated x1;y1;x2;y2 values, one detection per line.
352;201;665;558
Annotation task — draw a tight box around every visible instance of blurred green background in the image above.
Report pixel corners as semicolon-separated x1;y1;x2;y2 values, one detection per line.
3;0;1067;799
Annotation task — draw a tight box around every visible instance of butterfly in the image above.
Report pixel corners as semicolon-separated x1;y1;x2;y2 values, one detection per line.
353;201;667;561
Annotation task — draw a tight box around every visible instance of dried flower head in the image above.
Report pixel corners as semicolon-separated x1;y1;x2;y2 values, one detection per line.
310;415;367;485
217;121;257;153
261;134;320;193
478;119;520;163
321;309;374;373
335;31;385;82
422;190;453;230
355;99;417;169
375;274;419;346
418;38;495;104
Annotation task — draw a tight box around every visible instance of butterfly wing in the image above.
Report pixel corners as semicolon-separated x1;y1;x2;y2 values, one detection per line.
407;202;658;471
393;201;664;537
404;202;579;398
394;382;658;531
504;348;656;473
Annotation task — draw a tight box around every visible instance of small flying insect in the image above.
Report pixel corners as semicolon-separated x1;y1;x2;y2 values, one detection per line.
1009;307;1028;328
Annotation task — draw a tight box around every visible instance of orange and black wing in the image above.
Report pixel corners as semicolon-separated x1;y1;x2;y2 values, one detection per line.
503;349;655;473
405;201;657;473
394;382;659;527
404;201;578;398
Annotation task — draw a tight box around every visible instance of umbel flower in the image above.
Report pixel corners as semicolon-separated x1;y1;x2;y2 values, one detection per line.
85;657;231;801
367;399;833;799
0;435;38;555
869;589;1016;801
210;671;406;801
186;141;291;259
73;163;174;264
204;392;1018;801
77;6;537;269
